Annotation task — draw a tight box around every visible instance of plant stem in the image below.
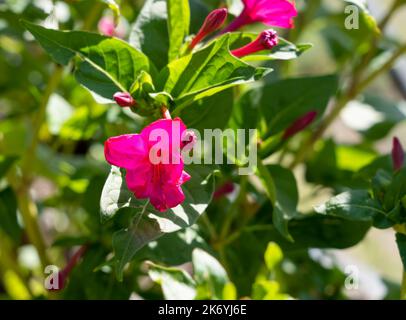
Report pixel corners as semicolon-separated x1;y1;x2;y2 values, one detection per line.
401;271;406;300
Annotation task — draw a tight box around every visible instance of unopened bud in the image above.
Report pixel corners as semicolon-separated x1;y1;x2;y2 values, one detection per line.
392;137;404;172
231;29;278;58
189;8;228;50
113;92;136;107
282;111;318;140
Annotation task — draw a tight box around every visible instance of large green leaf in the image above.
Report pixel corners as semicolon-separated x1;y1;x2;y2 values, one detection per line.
314;190;393;228
101;165;216;279
192;248;229;300
23;21;152;101
180;89;234;132
258;75;338;136
148;262;196;300
167;0;190;62
225;215;370;294
129;0;169;70
157;34;270;109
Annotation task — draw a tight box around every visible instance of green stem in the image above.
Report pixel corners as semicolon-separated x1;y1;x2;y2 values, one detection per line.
401;272;406;300
219;176;247;240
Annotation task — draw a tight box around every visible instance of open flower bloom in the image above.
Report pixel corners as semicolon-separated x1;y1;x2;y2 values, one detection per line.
104;118;191;212
221;0;297;34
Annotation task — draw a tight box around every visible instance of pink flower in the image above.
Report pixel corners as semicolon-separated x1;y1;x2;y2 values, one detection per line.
113;92;136;107
104;118;191;212
282;111;317;139
98;16;126;38
221;0;297;34
231;29;278;58
392;137;404;172
98;17;116;36
189;8;228;49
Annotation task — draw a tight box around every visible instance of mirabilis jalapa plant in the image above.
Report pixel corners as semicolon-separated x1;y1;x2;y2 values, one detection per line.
19;0;406;299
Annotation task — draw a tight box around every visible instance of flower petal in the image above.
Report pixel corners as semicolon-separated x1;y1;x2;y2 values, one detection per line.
104;134;147;170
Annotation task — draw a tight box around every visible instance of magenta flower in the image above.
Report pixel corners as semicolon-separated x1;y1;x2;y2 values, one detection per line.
392;137;404;172
113;92;136;107
104;118;191;212
221;0;297;34
282;111;317;139
231;29;278;58
189;8;228;49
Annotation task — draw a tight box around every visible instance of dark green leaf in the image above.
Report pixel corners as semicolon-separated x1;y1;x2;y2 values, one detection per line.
23;21;152;101
0;187;22;242
129;0;169;70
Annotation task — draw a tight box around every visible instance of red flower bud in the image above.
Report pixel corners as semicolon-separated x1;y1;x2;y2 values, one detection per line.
189;8;228;50
282;111;318;140
213;181;235;199
113;92;136;107
392;137;404;172
231;29;278;58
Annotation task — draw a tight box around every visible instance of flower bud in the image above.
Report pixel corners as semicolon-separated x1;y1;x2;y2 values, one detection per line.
392;137;404;172
113;92;136;107
189;8;228;49
231;29;278;58
282;111;318;140
213;181;235;199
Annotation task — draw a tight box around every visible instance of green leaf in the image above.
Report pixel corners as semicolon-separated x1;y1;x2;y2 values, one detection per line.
0;187;22;242
102;165;216;279
396;233;406;269
180;89;233;132
256;159;276;206
157;34;270;109
268;165;299;241
260;75;338;135
167;0;190;62
383;168;406;212
129;0;169;70
0;155;18;178
148;262;196;300
264;242;283;271
192;248;229;300
314;190;392;228
22;21;152;101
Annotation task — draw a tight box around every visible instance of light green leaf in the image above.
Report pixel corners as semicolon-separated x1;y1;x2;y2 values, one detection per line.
314;190;392;228
167;0;190;62
264;242;283;271
23;21;152;101
157;34;270;109
148;262;196;300
192;248;229;300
